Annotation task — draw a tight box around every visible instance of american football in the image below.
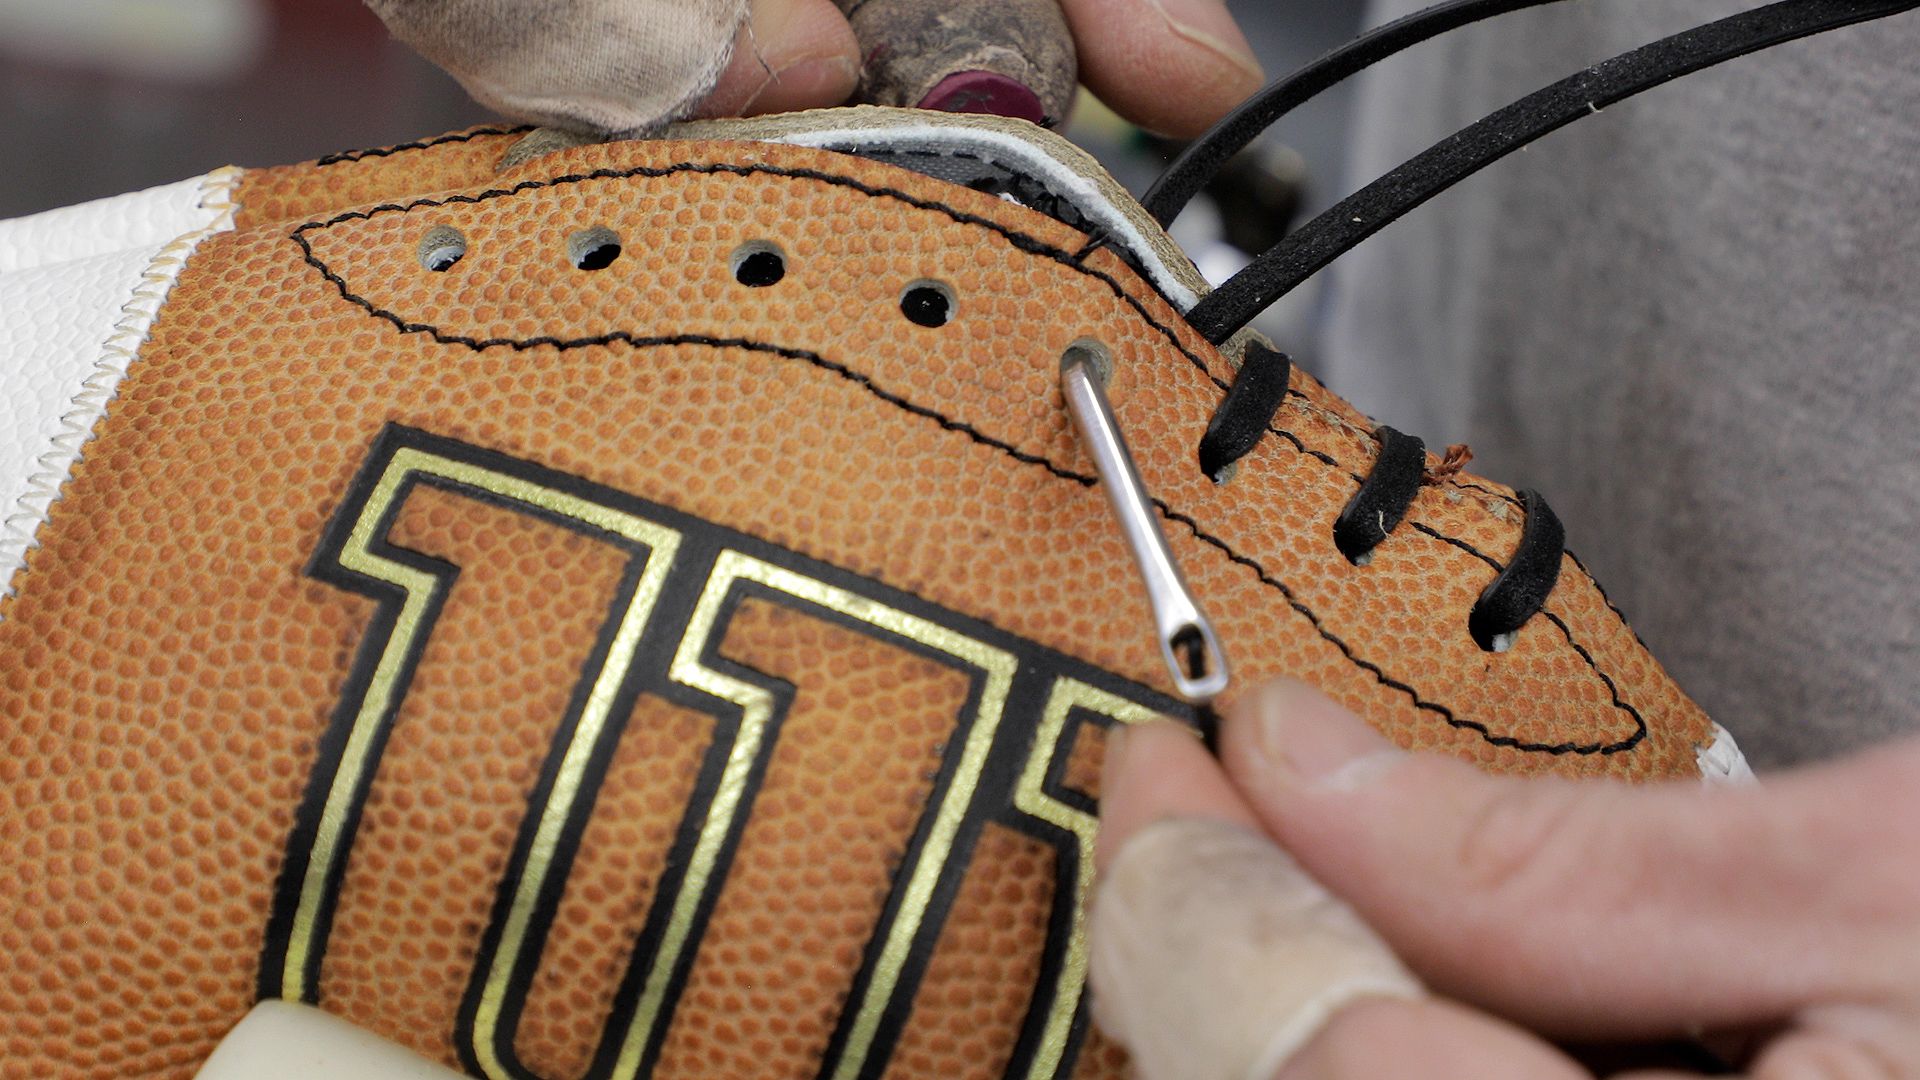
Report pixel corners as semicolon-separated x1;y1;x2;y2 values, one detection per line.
7;0;1909;1075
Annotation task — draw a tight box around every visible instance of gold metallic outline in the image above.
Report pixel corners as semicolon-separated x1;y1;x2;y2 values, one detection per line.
611;550;1020;1080
282;447;685;1071
292;443;1175;1080
1012;679;1166;1080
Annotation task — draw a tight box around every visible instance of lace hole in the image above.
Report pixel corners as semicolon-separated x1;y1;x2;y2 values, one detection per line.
900;280;956;328
1477;629;1515;653
730;241;786;287
1468;608;1516;653
567;226;622;270
417;225;467;272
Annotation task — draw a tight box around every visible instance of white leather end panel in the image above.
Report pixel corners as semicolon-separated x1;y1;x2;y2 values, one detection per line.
0;173;240;272
0;167;242;609
1698;722;1757;786
195;1001;468;1079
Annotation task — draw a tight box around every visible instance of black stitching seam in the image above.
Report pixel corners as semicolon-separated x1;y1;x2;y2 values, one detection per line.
1278;386;1532;513
289;161;1644;756
1408;524;1644;752
314;126;531;168
1566;549;1645;649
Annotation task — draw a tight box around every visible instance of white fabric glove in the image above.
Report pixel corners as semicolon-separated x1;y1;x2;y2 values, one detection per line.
1090;817;1425;1080
365;0;747;136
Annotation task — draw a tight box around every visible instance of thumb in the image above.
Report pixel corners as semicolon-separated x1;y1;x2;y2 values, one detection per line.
692;0;860;119
1216;679;1920;1039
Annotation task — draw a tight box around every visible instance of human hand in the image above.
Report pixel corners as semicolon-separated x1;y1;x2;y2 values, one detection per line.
1089;679;1920;1077
366;0;1261;139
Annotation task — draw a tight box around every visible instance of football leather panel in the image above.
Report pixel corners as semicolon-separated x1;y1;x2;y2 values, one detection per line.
231;126;527;232
310;484;642;1069
280;136;1701;773
646;598;969;1079
0;129;1714;1078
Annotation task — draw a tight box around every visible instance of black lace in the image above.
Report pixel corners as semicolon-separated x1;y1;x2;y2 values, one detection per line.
1195;344;1563;650
1142;0;1576;228
1331;425;1426;564
1180;0;1918;345
1175;0;1916;649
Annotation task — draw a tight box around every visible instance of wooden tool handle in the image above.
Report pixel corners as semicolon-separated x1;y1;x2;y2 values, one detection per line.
833;0;1078;125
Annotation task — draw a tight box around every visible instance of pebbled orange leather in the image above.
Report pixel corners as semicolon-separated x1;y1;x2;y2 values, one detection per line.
0;127;1712;1078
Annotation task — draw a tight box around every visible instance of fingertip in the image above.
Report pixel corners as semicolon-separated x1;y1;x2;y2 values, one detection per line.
1274;998;1589;1080
696;0;859;118
1094;719;1261;872
1061;0;1264;137
1218;677;1406;797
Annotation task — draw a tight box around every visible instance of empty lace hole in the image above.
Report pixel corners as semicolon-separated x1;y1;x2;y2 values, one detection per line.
417;225;467;272
730;241;786;287
900;281;956;328
567;226;622;270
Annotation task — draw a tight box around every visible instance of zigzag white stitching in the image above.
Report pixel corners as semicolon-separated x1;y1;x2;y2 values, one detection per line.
0;166;243;613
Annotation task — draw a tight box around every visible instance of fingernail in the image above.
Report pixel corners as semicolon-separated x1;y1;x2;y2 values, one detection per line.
917;70;1048;124
1143;0;1266;84
1251;679;1403;791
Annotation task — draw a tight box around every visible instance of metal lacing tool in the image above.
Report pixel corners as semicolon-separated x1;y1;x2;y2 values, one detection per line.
1060;341;1230;704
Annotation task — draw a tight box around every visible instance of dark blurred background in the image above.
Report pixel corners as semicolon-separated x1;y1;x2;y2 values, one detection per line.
1;0;485;217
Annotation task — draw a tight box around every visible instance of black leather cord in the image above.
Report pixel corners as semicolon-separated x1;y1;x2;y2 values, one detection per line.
1142;0;1574;228
1332;426;1428;562
1183;0;1920;345
1469;489;1566;650
1196;341;1293;480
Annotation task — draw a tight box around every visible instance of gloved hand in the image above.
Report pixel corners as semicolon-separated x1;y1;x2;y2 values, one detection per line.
1091;678;1920;1077
366;0;1261;138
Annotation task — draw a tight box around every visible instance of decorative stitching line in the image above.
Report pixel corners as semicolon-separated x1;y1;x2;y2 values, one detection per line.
314;126;530;168
1278;386;1527;513
290;159;1646;756
0;167;244;615
1566;549;1644;648
294;159;1236;384
1165;505;1642;755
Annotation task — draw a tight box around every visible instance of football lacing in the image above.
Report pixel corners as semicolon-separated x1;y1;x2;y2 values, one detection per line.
1142;0;1916;660
1195;341;1563;652
1157;0;1920;346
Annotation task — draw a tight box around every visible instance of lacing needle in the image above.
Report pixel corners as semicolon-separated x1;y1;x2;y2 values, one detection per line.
1060;342;1230;705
